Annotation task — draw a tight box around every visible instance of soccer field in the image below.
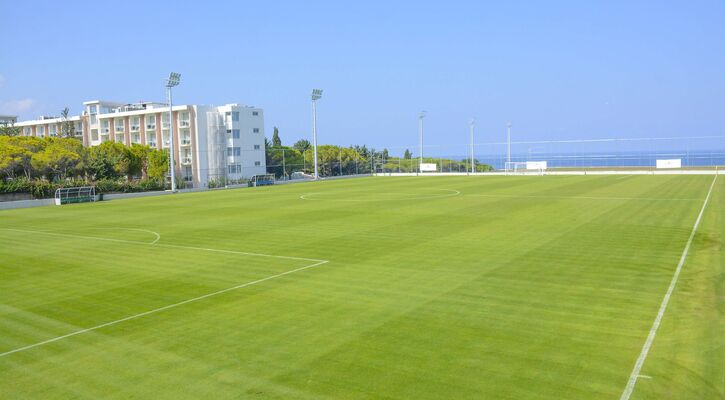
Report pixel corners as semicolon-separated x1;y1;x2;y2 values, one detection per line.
0;175;722;399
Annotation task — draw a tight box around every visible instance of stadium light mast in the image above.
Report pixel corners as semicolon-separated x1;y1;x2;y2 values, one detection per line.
469;119;475;173
507;122;512;171
419;111;426;167
165;72;181;192
311;89;323;180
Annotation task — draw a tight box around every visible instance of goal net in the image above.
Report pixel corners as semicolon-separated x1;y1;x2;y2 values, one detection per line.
504;162;545;175
55;186;96;205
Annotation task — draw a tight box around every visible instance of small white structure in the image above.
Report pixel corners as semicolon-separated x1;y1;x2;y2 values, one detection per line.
420;163;438;172
526;161;548;170
656;159;682;169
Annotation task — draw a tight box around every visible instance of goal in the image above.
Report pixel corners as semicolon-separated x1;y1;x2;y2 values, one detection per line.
55;186;96;205
504;162;545;175
504;162;528;174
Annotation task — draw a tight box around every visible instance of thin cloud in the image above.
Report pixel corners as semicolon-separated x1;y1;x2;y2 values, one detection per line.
0;98;35;115
0;74;4;87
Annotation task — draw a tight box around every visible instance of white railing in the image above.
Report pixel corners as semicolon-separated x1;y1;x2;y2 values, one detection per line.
179;121;190;127
130;125;140;131
146;124;156;130
181;138;191;145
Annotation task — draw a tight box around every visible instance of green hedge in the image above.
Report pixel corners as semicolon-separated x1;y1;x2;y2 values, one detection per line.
0;178;167;199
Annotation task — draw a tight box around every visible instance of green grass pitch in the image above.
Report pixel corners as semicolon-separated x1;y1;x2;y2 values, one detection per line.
0;175;722;399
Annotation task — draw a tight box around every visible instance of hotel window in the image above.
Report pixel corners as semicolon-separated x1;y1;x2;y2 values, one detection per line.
115;119;124;132
232;129;240;139
254;144;260;150
253;128;259;133
146;115;156;129
227;164;242;174
227;147;240;157
38;126;45;135
24;127;31;136
252;111;259;116
179;112;190;127
232;112;239;121
254;161;261;166
131;117;140;130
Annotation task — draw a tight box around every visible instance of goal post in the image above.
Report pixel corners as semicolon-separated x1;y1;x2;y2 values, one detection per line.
55;186;96;205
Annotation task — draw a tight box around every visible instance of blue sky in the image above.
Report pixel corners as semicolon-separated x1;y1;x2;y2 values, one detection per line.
1;0;723;154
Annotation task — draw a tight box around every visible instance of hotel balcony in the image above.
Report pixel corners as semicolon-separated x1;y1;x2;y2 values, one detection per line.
181;157;192;165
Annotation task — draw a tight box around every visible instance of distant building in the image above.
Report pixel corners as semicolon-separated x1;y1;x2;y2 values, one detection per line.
13;100;266;188
0;115;17;126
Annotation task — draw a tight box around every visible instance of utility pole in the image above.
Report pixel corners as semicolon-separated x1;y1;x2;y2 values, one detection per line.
470;119;475;173
507;122;512;171
311;89;323;179
165;72;181;192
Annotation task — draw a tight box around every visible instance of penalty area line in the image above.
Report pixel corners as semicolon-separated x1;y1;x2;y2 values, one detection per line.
0;259;329;358
1;228;324;263
619;174;717;400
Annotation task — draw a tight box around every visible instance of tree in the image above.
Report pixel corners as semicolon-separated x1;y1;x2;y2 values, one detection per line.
31;141;81;180
0;125;21;136
60;107;76;138
128;144;151;179
86;142;127;180
404;149;412;159
9;136;45;178
147;148;169;182
272;127;282;147
293;139;311;153
0;137;30;178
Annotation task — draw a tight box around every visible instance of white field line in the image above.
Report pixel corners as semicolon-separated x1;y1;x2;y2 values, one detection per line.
1;228;324;263
619;174;717;400
300;189;461;201
0;259;328;358
466;194;697;202
87;228;161;245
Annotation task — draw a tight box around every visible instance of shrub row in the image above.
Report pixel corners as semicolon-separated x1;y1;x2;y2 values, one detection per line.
0;178;167;199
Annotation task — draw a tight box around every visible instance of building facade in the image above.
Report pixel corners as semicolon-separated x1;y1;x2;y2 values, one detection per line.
13;100;266;188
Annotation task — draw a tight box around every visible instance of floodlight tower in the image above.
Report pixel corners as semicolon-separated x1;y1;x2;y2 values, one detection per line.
419;111;426;167
469;119;475;173
506;122;512;171
311;89;323;180
165;72;181;192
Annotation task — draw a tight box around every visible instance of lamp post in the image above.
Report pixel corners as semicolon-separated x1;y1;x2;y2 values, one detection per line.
470;119;475;173
165;72;181;192
311;89;323;179
419;111;426;169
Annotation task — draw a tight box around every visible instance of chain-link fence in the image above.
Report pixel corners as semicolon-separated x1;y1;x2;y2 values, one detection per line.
265;135;725;178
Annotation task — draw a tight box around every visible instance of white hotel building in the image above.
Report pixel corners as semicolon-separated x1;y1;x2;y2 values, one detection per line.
13;100;266;188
